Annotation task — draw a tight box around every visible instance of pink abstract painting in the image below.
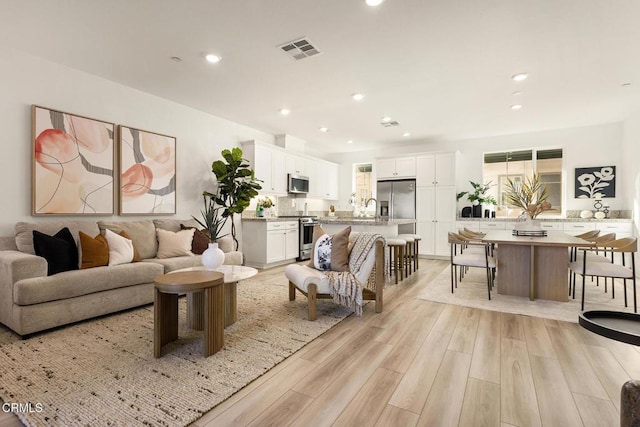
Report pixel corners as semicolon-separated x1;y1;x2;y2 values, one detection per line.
119;126;176;215
32;106;115;215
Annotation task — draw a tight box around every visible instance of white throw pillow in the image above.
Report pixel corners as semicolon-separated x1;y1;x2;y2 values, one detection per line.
156;228;195;259
104;229;134;266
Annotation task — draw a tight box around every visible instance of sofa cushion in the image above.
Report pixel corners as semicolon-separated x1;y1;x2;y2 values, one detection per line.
33;227;79;275
142;256;203;273
153;218;199;233
308;225;351;272
104;229;135;266
180;224;209;254
79;231;109;269
156;228;195;259
14;262;164;306
98;220;157;259
16;221;100;255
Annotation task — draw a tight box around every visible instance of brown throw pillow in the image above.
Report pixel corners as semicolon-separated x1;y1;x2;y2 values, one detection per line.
119;231;141;262
308;225;351;272
79;231;109;269
180;224;209;254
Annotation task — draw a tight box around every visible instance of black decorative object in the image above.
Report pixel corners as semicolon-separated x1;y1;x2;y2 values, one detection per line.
575;166;616;198
472;205;482;218
461;207;472;217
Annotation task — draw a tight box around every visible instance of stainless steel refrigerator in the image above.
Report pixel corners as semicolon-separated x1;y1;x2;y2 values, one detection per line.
376;179;416;234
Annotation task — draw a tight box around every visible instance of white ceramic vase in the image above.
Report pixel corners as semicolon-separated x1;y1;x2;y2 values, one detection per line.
202;242;225;270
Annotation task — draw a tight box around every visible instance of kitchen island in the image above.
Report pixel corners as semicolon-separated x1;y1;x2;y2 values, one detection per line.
318;217;416;236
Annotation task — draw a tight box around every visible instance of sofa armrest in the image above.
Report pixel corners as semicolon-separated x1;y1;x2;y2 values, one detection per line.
223;251;243;266
0;251;48;286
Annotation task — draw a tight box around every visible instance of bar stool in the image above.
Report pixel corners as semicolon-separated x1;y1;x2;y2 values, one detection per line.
386;238;406;284
397;234;416;277
398;233;422;271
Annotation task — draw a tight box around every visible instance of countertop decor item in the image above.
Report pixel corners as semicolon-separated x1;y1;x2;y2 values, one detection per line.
580;210;594;219
504;173;551;219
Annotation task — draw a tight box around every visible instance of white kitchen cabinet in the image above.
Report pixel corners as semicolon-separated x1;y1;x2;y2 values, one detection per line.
308;160;339;200
595;222;632;238
562;222;597;236
286;154;308;177
376;156;416;179
416;185;456;256
242;140;287;195
242;220;299;268
416;153;456;187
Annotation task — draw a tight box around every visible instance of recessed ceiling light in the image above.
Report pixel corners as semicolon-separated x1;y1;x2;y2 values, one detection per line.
279;108;291;116
319;127;329;133
512;73;528;82
622;82;632;87
511;104;523;110
347;140;353;144
366;0;385;6
381;116;392;122
512;91;522;96
403;132;411;137
170;56;182;63
205;53;222;63
351;93;365;101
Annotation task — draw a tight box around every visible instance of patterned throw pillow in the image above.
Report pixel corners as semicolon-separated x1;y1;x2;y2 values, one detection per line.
308;225;351;272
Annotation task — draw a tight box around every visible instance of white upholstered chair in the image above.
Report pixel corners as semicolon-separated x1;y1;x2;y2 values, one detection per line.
284;239;385;320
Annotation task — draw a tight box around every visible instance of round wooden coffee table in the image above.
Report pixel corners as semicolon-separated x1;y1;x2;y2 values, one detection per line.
154;270;224;358
174;265;258;327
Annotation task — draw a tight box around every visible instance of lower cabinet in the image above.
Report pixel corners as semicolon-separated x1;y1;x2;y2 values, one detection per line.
242;220;299;268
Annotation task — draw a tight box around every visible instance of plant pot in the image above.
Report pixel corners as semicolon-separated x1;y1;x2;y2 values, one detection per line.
202;242;225;270
472;204;483;218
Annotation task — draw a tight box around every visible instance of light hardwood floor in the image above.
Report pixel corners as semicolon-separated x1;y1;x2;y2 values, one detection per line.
1;260;638;426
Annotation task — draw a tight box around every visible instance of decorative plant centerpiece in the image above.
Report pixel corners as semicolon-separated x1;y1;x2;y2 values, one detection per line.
256;196;274;217
457;181;497;217
210;147;262;250
504;173;552;220
193;192;228;270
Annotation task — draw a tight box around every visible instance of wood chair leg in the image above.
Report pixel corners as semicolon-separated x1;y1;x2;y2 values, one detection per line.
415;240;420;270
375;240;384;313
288;282;296;301
307;283;318;321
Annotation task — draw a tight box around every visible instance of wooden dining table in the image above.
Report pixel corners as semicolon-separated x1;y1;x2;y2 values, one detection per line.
482;230;591;302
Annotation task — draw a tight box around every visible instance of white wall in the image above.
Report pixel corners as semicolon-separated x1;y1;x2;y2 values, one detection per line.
331;123;626;214
622;109;640;234
0;47;275;237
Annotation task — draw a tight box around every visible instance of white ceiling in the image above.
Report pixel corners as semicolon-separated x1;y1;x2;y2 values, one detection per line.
2;0;640;153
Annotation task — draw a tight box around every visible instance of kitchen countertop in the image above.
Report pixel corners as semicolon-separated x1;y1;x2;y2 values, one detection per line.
317;217;416;225
241;217;298;222
456;217;632;223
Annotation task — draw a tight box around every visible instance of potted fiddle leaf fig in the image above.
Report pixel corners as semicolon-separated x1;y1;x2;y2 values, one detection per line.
210;147;262;250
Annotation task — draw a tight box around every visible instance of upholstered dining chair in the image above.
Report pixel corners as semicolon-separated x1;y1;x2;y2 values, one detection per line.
569;237;637;312
448;232;496;300
569;232;616;297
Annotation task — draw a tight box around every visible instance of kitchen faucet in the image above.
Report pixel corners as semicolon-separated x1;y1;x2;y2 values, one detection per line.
365;198;380;220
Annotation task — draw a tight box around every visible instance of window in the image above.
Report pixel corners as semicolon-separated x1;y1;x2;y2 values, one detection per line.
353;163;373;207
483;148;563;218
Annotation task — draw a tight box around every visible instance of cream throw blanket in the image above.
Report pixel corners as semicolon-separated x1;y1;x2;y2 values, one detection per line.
324;232;385;315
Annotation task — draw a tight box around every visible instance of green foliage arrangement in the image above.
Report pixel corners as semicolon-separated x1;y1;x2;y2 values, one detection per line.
193;192;228;242
456;181;497;206
196;147;262;249
504;173;551;219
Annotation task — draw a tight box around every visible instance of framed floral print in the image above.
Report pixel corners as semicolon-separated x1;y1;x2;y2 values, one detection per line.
575;166;616;198
118;126;176;215
32;105;115;215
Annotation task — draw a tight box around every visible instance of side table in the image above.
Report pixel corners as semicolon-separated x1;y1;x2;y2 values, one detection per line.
154;270;224;358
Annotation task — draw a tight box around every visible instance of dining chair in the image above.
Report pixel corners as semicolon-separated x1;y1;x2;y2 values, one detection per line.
448;232;496;300
569;232;616;297
569;237;637;312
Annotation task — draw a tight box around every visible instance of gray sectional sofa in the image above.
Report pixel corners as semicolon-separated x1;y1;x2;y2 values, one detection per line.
0;219;242;336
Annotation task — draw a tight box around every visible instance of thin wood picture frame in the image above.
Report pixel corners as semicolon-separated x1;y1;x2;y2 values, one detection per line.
32;105;115;215
118;125;176;215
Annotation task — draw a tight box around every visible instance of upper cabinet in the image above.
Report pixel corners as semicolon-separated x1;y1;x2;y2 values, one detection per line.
376;157;416;179
242;140;338;199
242;141;287;195
416;153;455;187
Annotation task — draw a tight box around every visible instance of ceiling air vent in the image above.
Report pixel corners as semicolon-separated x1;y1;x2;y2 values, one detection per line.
381;121;400;127
279;38;322;60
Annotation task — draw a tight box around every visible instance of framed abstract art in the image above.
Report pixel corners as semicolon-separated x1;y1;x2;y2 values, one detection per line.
575;166;616;198
32;105;115;215
118;126;176;215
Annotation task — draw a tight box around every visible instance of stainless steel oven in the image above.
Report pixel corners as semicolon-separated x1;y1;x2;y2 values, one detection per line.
298;216;319;261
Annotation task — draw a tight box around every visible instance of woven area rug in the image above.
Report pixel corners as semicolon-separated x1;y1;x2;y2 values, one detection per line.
0;275;351;426
418;264;637;323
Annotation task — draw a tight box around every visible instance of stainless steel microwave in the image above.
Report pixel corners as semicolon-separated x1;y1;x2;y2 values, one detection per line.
288;174;309;194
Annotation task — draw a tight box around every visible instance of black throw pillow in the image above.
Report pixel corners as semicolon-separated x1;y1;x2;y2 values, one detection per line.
33;227;79;276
